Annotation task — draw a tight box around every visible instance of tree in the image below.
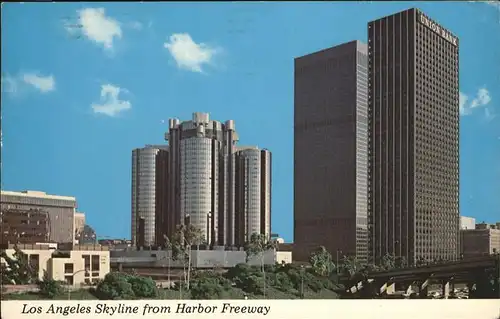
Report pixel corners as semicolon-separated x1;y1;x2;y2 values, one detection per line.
171;223;205;290
127;275;158;298
190;272;232;299
0;246;37;285
37;271;64;299
244;233;276;297
309;246;335;277
95;272;135;300
395;256;408;269
340;255;360;278
380;253;396;271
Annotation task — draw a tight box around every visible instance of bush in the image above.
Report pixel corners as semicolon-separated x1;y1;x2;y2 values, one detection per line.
37;273;64;299
241;274;265;295
95;273;135;300
269;272;294;292
190;277;225;299
225;263;254;280
128;275;157;298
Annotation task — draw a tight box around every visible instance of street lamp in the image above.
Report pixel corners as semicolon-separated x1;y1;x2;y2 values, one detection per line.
336;249;342;276
207;212;212;248
68;268;89;300
300;265;304;299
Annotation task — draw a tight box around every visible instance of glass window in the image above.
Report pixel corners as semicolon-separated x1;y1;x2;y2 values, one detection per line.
65;275;74;285
83;255;90;270
64;263;74;274
91;255;100;272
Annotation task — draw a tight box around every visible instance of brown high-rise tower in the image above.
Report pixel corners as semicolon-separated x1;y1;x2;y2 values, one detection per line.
294;41;369;262
367;8;460;265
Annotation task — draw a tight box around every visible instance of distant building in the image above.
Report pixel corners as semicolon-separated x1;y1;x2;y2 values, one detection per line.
235;147;272;244
74;212;86;243
0;243;110;286
131;145;169;247
0;208;50;244
0;190;77;243
76;225;97;245
460;216;476;230
461;223;500;258
145;112;272;248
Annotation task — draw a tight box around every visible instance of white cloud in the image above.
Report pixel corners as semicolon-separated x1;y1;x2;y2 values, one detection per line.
470;88;491;109
91;84;131;117
75;8;122;49
1;72;55;94
459;91;470;116
460;88;492;116
163;33;218;73
22;73;55;93
484;108;497;121
128;21;143;30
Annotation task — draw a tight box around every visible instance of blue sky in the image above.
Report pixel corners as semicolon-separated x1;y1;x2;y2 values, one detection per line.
2;2;499;242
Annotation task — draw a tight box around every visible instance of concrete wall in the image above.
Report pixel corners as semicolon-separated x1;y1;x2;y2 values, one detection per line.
110;248;288;268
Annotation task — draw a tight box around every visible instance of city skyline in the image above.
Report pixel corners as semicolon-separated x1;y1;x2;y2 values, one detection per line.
2;2;499;242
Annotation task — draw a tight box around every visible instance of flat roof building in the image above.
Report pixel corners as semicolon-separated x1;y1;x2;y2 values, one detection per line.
1;190;77;244
294;40;369;262
460;216;476;230
461;223;500;259
0;243;110;286
367;8;460;264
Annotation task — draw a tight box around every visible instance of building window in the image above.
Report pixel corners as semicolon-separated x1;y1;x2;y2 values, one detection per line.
64;263;74;274
83;255;90;270
64;275;74;285
91;255;100;272
28;254;40;277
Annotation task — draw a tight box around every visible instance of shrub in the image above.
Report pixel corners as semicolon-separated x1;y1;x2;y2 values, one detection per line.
95;273;135;300
190;277;225;299
241;274;265;295
128;275;157;298
37;272;64;299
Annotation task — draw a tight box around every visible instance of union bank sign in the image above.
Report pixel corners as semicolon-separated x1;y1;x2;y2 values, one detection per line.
418;13;458;47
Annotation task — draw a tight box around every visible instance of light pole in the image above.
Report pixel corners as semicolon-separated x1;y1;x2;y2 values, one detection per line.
336;249;342;276
300;265;304;299
207;212;212;248
67;268;89;300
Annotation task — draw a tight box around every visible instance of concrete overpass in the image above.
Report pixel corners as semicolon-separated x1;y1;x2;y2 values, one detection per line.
342;255;500;299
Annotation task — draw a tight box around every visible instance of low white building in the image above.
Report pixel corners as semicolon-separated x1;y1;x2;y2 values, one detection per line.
460;216;476;230
1;244;110;286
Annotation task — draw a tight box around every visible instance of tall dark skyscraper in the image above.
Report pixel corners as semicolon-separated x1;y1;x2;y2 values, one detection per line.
367;8;460;265
294;41;369;262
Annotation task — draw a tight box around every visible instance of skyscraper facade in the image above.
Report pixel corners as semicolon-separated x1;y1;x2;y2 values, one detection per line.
367;8;460;264
151;112;272;247
294;41;369;262
131;145;168;247
235;147;272;245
